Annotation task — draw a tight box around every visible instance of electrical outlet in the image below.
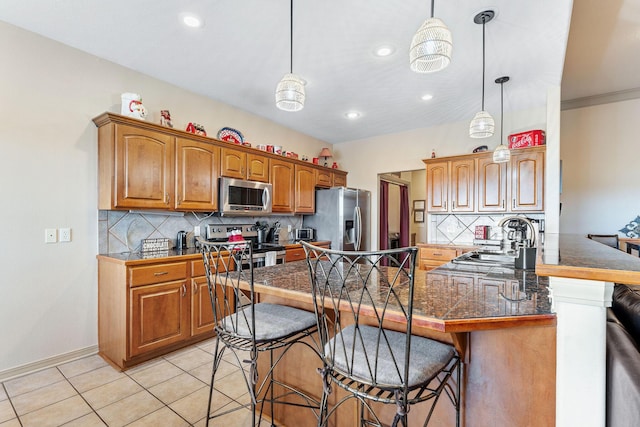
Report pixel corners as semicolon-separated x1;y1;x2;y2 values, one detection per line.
45;228;57;243
59;228;71;242
287;225;292;233
194;226;200;236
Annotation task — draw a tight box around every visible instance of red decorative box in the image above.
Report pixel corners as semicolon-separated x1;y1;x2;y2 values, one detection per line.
508;130;546;149
475;225;490;240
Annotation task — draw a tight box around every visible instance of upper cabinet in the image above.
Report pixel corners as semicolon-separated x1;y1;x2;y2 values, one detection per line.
220;147;269;183
94;112;347;213
510;148;544;212
175;138;220;211
104;124;174;209
424;146;545;214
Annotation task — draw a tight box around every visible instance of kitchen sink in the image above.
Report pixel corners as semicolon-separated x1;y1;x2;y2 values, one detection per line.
452;250;517;267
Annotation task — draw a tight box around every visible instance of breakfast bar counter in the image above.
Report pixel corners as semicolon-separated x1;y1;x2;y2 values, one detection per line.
251;258;557;427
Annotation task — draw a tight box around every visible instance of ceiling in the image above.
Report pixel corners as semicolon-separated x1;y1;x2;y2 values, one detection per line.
0;0;637;144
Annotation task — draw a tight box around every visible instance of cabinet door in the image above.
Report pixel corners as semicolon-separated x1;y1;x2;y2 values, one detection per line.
115;124;173;209
270;158;295;213
511;149;544;212
426;161;449;212
130;280;190;357
315;169;332;188
191;276;215;337
333;171;347;187
247;153;269;182
477;155;508;212
220;147;247;179
450;159;474;212
295;164;315;213
175;138;220;211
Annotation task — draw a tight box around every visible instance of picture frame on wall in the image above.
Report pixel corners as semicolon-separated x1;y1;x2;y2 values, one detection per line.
413;200;425;211
414;210;424;223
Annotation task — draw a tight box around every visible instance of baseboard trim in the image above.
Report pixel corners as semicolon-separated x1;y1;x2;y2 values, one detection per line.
0;345;99;382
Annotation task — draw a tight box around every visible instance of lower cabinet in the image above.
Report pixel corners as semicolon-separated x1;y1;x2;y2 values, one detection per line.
285;241;331;262
98;255;215;369
418;245;475;271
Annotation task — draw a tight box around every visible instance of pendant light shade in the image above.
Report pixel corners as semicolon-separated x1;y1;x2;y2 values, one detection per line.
469;10;495;139
409;0;452;73
493;76;511;163
275;0;305;112
276;73;305;112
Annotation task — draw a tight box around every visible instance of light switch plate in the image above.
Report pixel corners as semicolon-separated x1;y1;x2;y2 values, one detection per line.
45;228;57;243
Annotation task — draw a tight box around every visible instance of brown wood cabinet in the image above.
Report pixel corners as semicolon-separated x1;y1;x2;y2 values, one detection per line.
97;255;215;369
424;146;545;214
102;123;174;209
94;112;348;213
510;148;545;212
271;158;295;214
285;241;331;262
333;170;347;187
477;154;508;212
220;147;269;183
175;137;220;211
315;169;333;188
295;164;315;213
417;245;475;271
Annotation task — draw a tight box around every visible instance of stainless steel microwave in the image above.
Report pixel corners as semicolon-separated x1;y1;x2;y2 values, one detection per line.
219;177;272;216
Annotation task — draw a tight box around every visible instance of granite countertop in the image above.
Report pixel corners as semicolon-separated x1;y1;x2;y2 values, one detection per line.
536;234;640;285
251;259;554;333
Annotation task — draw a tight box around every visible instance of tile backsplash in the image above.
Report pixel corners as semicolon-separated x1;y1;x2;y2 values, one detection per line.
428;213;545;245
98;210;302;254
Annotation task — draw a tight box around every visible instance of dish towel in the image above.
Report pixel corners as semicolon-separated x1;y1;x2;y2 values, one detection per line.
265;251;277;267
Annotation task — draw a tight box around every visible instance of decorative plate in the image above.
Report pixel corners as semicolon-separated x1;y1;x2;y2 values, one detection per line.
620;215;640;238
217;127;244;144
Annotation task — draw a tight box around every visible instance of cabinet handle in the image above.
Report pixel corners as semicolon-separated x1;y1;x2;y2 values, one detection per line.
444;200;447;210
192;282;197;294
513;199;516;209
182;284;187;297
433;253;442;256
154;271;168;276
502;200;505;209
165;193;170;204
452;200;456;209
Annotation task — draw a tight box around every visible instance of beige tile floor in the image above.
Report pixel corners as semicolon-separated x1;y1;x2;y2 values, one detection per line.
0;339;274;427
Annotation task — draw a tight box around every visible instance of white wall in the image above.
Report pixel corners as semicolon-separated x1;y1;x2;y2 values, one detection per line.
0;21;330;375
560;98;640;234
338;108;548;250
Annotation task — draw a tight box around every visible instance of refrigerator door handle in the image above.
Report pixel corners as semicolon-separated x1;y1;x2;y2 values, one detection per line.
355;206;362;251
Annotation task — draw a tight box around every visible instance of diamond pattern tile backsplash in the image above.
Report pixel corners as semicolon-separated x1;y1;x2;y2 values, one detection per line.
429;213;544;245
98;211;302;254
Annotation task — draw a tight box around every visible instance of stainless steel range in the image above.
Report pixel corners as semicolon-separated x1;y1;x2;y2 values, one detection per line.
204;224;286;268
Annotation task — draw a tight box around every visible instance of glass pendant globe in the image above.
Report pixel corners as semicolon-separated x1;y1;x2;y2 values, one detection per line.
469;110;495;138
275;73;306;112
409;17;453;73
493;144;511;163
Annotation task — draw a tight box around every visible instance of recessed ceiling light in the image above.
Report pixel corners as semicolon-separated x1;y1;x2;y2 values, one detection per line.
345;111;361;120
421;94;434;101
182;14;203;28
374;46;395;57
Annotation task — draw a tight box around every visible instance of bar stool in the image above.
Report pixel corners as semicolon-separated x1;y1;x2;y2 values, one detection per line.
200;240;320;426
301;242;461;427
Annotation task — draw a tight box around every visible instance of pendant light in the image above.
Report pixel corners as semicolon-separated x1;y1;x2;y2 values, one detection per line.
493;76;511;163
409;0;452;73
469;10;495;138
276;0;305;111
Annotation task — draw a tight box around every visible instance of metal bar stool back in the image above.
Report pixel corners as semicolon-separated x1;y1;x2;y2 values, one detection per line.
200;239;320;426
301;242;461;427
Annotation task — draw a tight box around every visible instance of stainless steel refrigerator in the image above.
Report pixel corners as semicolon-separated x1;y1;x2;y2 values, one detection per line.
302;187;370;251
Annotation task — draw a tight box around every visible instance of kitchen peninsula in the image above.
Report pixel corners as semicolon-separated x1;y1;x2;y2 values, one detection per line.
249;255;557;427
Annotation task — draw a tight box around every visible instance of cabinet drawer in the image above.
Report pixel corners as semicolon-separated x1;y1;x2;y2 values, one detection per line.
420;247;458;261
286;247;306;262
129;262;187;287
191;260;205;277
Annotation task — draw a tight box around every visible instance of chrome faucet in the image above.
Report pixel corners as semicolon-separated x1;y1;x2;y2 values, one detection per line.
498;216;536;248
